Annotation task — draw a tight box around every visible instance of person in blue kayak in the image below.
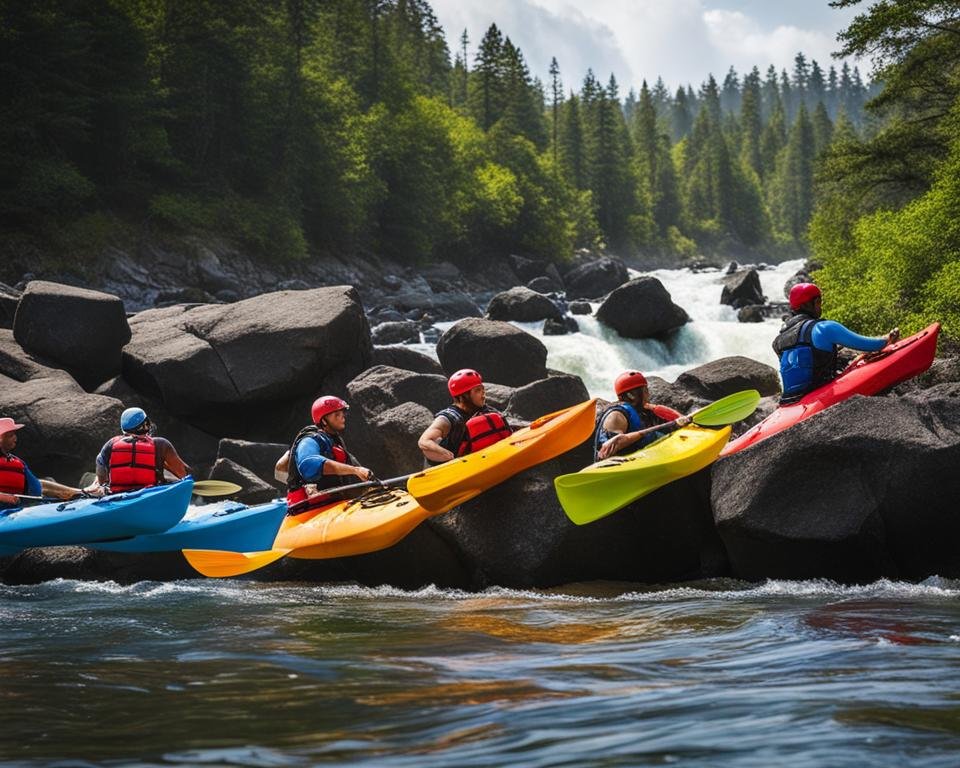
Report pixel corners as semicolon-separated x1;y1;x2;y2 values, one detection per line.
0;417;82;509
88;407;190;495
418;369;512;465
773;283;900;405
595;371;691;460
283;396;374;513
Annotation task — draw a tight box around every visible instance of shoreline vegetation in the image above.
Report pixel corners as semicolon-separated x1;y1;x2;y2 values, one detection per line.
3;2;955;342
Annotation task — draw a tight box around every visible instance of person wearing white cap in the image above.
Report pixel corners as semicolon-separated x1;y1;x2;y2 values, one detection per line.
0;417;82;510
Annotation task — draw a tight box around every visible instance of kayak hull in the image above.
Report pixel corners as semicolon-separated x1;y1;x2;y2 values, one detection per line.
408;398;598;512
88;498;287;553
0;479;194;550
555;425;732;525
279;489;431;560
722;322;941;456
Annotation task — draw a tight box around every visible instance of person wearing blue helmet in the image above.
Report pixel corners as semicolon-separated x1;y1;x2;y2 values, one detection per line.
89;407;189;495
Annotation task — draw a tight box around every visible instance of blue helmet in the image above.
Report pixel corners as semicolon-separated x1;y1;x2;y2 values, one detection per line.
120;407;148;432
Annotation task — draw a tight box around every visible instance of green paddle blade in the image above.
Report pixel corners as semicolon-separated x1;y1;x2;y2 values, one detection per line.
690;389;761;426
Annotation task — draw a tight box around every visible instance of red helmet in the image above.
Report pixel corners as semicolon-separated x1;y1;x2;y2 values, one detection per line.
311;396;349;424
448;368;483;397
614;370;648;397
789;282;821;310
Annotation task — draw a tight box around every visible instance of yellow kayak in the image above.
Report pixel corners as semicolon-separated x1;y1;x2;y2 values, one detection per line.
555;425;731;525
408;398;598;512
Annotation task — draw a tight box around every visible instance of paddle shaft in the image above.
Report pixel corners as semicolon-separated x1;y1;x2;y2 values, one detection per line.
286;473;415;515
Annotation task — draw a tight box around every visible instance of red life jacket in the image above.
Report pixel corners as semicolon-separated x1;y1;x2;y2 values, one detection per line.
108;435;161;493
286;427;352;513
0;453;28;495
456;410;512;456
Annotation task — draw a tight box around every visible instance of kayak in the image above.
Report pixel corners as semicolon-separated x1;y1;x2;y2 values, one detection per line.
408;397;598;512
87;498;287;554
722;322;941;456
555;425;732;525
282;488;430;560
0;479;194;551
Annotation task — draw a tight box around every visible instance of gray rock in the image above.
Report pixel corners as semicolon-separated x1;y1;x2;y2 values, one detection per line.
122;286;372;417
216;439;288;489
596;277;689;339
0;547;196;585
712;393;960;582
347;365;450;421
208;458;279;505
505;374;590;421
737;305;766;323
486;286;562;322
674;356;781;400
372;346;443;375
543;316;579;335
13;281;131;390
371;401;435;477
371;320;420;345
720;269;765;309
526;276;562;294
437;318;548;387
564;257;630;300
0;282;20;330
568;301;592;315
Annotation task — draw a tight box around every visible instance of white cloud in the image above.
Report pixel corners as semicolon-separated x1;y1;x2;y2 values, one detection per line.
428;0;861;95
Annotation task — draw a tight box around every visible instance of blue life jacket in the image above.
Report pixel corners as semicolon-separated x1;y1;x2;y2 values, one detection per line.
772;313;837;403
593;403;666;461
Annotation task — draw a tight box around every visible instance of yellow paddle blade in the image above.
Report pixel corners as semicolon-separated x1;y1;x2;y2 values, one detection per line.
191;480;243;497
181;547;290;578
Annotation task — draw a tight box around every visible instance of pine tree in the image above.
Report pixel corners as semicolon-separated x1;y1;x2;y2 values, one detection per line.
721;66;741;114
559;92;586;189
468;24;504;130
671;86;692;141
740;78;763;177
811;101;833;156
770;103;815;240
548;57;562;171
760;97;787;180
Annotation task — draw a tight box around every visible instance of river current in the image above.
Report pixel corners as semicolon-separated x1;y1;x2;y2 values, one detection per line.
5;260;960;766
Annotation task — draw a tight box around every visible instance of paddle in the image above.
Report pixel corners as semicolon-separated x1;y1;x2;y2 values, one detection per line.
556;389;762;525
182;547;291;578
192;480;243;497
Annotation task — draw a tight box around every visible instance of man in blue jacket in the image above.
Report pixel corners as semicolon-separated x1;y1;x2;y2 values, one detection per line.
773;283;899;404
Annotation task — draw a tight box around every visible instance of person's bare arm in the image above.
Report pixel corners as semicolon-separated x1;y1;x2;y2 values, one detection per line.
418;416;454;464
159;439;190;479
39;479;82;500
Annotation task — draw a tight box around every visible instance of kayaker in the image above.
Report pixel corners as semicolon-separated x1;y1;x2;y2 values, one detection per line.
595;371;690;460
773;283;900;405
284;396;373;513
0;417;82;509
89;407;190;495
418;369;512;465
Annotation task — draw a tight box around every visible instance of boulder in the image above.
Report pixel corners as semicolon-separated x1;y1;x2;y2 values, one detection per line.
371;401;435;477
486;286;561;322
216;439;288;489
527;276;561;294
564;257;630;300
121;286;372;417
720;269;765;309
208;458;279;505
436;318;548;387
13;280;131;390
737;305;766;323
0;547;196;585
569;301;592;316
347;365;450;421
674;356;782;400
596;277;689;339
371;346;443;375
505;374;590;421
388;286;482;321
0;282;19;329
371;320;420;345
543;317;579;335
0;330;123;481
507;254;549;283
712;392;960;582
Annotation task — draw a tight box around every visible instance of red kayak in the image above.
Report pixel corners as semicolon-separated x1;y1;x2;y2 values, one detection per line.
721;322;941;456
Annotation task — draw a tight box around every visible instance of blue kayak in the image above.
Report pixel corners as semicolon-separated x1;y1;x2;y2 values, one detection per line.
87;498;287;554
0;479;194;551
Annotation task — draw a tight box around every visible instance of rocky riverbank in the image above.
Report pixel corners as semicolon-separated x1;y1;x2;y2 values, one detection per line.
2;253;958;588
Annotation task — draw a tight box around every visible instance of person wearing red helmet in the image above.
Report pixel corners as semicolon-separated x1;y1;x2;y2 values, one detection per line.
0;417;82;510
773;282;899;404
594;371;691;460
284;395;373;512
418;369;511;465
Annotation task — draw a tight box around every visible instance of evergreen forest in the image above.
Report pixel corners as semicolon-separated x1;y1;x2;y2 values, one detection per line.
0;0;957;343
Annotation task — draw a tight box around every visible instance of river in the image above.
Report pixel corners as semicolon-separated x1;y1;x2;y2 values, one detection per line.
5;260;960;767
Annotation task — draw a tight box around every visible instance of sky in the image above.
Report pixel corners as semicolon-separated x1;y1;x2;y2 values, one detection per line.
428;0;867;93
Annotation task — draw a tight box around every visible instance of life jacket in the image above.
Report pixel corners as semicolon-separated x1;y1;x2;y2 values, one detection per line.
108;434;162;493
0;453;28;496
772;313;837;403
286;426;354;512
429;406;511;465
593;402;675;461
